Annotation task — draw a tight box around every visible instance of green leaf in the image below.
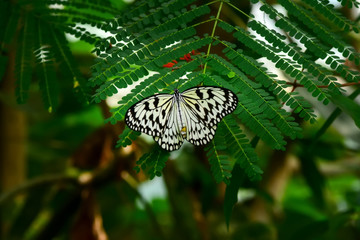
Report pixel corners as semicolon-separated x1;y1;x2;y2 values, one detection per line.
205;127;233;184
221;116;263;181
224;164;247;229
15;12;35;104
0;5;19;46
135;146;170;179
49;28;90;104
329;93;360;128
116;126;141;148
35;20;59;111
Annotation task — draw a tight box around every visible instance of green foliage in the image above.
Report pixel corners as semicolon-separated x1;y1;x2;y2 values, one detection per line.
216;39;317;122
329;92;360;128
223;164;247;228
109;60;202;123
1;0;123;111
116;126;141;148
302;0;360;33
221;21;332;104
221;116;263;181
278;0;360;64
15;12;35;104
2;0;359;197
205;114;262;183
259;2;360;83
35;21;59;112
337;0;360;8
205;125;233;184
89;0;360;185
134;146;170;179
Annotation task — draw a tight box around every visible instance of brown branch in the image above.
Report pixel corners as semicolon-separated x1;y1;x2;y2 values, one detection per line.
290;79;298;92
285;80;360;88
0;175;78;204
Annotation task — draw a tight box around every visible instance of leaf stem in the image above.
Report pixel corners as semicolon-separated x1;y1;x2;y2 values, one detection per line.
203;1;224;74
227;1;254;20
285;80;360;88
311;87;360;147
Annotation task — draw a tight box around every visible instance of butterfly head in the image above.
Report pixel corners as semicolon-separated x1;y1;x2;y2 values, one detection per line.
174;88;180;96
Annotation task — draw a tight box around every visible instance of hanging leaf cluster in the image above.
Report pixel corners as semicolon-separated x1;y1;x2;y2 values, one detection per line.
1;0;123;111
90;0;360;183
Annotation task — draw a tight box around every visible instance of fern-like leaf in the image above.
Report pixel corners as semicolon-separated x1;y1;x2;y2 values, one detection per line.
35;20;59;112
5;0;124;110
205;122;234;184
200;73;287;150
248;20;351;88
336;0;360;8
259;3;330;59
303;0;360;33
49;28;90;104
221;116;263;181
278;0;360;65
93;36;210;102
116;126;141;148
219;21;332;104
204;58;303;140
258;2;360;82
134;146;170;179
217;40;317;122
15;12;35;104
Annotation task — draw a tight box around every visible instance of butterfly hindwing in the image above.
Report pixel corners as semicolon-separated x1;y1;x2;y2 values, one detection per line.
154;100;184;151
179;100;217;146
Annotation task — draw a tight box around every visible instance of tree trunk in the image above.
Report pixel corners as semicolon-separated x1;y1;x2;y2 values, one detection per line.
0;40;27;236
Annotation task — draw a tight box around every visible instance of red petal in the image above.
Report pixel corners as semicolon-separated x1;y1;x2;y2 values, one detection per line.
163;62;175;68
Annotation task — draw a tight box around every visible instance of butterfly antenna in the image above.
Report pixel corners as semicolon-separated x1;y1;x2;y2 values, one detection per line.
175;78;180;90
195;53;204;86
198;54;204;69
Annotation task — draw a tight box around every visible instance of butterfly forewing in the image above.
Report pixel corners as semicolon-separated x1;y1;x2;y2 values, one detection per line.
181;87;238;127
125;94;174;137
125;86;238;151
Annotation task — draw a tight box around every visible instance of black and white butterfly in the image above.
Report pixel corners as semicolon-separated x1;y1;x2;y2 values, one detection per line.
125;86;238;151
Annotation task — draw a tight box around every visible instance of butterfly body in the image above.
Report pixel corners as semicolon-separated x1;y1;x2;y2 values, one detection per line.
173;89;187;137
125;86;238;151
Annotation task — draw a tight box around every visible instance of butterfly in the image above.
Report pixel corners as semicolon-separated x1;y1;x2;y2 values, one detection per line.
125;86;238;151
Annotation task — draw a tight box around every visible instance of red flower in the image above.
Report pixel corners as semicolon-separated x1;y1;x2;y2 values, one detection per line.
180;53;192;62
163;62;175;68
163;50;200;68
191;50;200;56
163;60;178;68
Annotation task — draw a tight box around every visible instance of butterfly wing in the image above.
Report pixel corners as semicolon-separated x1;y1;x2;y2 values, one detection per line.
125;86;238;151
178;99;217;146
125;94;184;151
125;94;174;137
153;99;184;151
181;86;238;127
